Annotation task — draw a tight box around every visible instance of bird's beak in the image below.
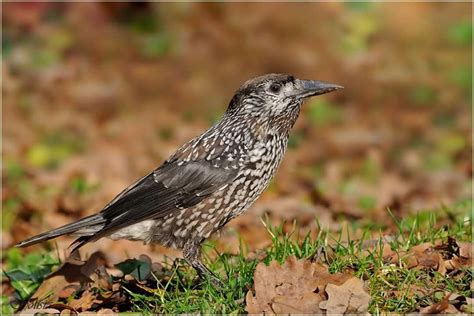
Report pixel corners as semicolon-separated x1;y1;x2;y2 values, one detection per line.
296;79;343;98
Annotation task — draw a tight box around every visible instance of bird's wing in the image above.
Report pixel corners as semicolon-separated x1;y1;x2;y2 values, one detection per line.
71;142;239;249
101;160;237;223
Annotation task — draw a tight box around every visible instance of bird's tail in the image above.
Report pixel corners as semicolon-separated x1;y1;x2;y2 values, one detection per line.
15;214;106;248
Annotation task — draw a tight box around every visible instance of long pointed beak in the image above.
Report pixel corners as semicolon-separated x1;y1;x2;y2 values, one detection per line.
297;79;343;98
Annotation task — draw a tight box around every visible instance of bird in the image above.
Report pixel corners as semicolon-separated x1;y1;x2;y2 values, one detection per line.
16;74;342;286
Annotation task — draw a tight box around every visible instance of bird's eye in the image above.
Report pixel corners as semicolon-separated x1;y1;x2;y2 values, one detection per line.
269;83;281;93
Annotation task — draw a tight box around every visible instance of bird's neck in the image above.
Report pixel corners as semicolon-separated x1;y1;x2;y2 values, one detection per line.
218;109;300;146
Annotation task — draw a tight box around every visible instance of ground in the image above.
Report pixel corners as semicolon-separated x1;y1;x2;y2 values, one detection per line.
2;2;472;314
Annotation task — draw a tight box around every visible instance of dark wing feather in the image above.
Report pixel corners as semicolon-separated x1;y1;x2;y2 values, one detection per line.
71;156;238;250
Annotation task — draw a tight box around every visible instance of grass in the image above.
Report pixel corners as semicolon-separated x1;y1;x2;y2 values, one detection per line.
2;200;472;314
2;248;60;314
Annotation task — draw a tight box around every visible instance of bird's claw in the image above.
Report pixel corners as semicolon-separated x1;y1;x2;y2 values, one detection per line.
206;274;225;289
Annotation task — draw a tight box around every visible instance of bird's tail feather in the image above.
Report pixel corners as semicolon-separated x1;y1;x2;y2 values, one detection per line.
15;214;106;248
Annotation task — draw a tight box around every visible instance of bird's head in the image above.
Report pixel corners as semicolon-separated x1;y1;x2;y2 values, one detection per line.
226;74;342;128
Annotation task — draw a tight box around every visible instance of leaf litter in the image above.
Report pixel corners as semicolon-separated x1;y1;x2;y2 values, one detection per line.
245;255;354;314
319;277;371;314
3;233;473;313
245;235;473;315
2;2;472;314
16;250;166;314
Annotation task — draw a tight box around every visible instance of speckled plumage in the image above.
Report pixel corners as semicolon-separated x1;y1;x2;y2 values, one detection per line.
16;74;342;285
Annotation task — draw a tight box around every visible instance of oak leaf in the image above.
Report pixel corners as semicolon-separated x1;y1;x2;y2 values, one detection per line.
319;277;371;314
245;256;352;314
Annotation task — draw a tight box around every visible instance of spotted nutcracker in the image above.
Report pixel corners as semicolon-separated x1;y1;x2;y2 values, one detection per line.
16;74;342;286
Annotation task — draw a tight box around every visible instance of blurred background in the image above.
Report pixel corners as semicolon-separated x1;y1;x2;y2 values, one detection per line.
2;2;472;262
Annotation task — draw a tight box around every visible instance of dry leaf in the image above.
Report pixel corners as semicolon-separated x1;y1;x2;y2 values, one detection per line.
96;309;117;315
445;304;463;314
319;277;371;314
24;251;107;310
58;284;81;299
19;308;61;315
417;250;441;269
46;303;77;314
69;290;97;311
458;242;473;259
420;293;450;314
397;253;416;268
399;243;445;271
245;256;352;314
450;293;474;313
60;309;74;316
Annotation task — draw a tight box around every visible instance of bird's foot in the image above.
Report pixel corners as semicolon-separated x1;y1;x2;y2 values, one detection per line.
191;260;226;290
183;240;226;290
310;244;330;263
201;271;225;289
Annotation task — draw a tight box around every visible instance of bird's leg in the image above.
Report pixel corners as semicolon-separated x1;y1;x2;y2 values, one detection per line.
183;240;224;288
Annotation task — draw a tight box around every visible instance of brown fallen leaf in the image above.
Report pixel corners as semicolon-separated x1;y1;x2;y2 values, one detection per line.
417;249;441;269
420;293;450;314
24;251;108;310
80;252;108;278
458;242;473;260
445;252;473;270
245;256;352;314
58;284;81;299
445;304;463;314
47;303;77;314
18;308;61;315
386;240;470;274
389;250;418;268
69;290;97;312
360;236;397;259
434;236;459;259
60;309;74;316
392;242;444;271
319;277;371;314
90;265;112;291
96;309;117;315
450;293;474;313
437;256;447;276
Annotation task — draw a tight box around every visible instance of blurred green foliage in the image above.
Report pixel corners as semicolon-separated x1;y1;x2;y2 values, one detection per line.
357;195;377;211
47;30;74;53
207;108;225;125
344;2;374;12
69;175;99;195
115;258;152;282
32;49;61;68
287;130;305;149
358;157;381;183
342;11;378;54
306;99;343;126
26;132;85;169
448;67;472;99
448;21;472;46
30;30;74;68
156;126;174;141
182;110;196;123
4;158;25;180
437;132;467;156
2;248;59;306
433;111;456;128
141;33;172;58
409;85;437;106
424;132;467;171
2;34;12;58
2;198;20;231
122;9;158;34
